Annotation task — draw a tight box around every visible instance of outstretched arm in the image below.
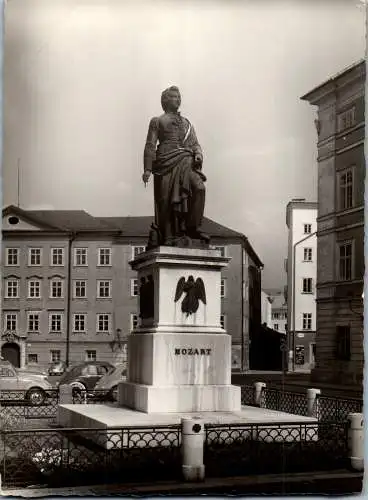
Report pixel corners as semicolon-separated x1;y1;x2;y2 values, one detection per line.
143;117;159;183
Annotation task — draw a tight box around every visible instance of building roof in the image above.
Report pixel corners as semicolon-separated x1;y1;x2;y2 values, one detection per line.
300;59;365;103
99;215;246;239
286;199;318;228
2;205;263;267
269;293;287;310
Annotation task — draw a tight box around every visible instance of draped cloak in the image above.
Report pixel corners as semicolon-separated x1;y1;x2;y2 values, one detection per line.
143;112;205;242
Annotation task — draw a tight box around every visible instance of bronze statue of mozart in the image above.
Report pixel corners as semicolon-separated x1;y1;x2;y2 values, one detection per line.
143;86;210;247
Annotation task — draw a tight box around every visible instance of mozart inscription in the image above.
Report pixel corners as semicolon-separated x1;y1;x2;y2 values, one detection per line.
174;348;212;355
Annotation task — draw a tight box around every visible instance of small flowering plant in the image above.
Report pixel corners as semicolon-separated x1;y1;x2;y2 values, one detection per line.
31;447;74;476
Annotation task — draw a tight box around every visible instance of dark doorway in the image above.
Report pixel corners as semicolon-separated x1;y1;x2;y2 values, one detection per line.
1;342;20;367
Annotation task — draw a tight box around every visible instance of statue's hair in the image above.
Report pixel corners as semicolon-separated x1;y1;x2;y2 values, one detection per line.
161;86;181;111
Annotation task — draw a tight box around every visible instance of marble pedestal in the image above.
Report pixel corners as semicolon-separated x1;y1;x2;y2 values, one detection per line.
118;246;241;413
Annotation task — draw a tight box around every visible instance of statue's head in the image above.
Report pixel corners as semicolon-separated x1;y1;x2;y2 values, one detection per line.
161;86;181;112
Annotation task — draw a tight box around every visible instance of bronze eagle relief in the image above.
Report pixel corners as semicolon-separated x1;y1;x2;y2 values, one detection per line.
174;276;206;316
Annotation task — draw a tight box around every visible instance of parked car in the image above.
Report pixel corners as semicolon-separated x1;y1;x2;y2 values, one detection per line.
0;360;53;405
48;361;67;376
93;364;127;401
57;361;114;397
24;365;48;376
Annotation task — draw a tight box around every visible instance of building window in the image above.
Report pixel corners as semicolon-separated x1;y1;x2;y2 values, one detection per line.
50;350;61;362
214;246;226;257
302;278;313;294
6;248;19;266
132;246;146;259
284;323;287;331
85;350;97;362
73;314;86;333
28;280;41;298
5;279;19;298
97;280;111;298
50;278;64;298
27;312;40;333
302;313;312;331
303;248;312;261
220;279;226;298
131;278;139;297
337;107;356;132
303;224;312;234
28;248;42;266
98;248;111;266
338;242;353;281
74;248;88;266
28;354;38;364
274;323;279;331
131;313;138;330
51;248;64;266
5;313;17;331
220;314;226;329
339;169;353;210
73;280;87;298
335;325;351;361
49;313;62;333
97;314;110;333
272;312;279;320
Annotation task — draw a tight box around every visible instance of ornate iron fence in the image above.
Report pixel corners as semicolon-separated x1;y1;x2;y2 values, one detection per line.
71;389;115;404
263;388;308;416
0;387;363;431
204;421;349;478
1;421;350;489
240;385;255;406
317;395;363;422
0;425;181;488
0;390;59;428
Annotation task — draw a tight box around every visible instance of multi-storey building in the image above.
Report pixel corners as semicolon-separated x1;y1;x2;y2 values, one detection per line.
270;292;287;334
1;205;263;372
301;60;365;387
285;199;318;371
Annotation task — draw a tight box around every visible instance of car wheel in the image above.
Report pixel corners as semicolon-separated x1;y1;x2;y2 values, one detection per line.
26;387;46;406
71;382;87;403
109;385;118;402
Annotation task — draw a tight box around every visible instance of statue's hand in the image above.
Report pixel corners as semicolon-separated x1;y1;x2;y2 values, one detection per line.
194;154;202;168
142;170;151;184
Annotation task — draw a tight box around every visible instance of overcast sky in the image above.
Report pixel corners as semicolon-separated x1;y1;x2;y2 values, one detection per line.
2;0;366;288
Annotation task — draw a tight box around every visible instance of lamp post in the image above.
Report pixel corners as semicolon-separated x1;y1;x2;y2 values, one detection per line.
291;231;317;372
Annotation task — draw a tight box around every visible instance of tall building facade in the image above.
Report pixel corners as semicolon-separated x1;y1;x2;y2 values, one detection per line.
1;206;263;372
261;290;272;327
286;199;318;371
301;60;365;387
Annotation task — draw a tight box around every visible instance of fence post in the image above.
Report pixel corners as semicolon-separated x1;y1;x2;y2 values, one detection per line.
254;382;266;407
181;417;205;482
59;384;73;404
307;388;321;418
347;413;364;471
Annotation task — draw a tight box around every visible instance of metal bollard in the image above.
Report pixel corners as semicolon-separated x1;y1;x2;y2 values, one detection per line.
181;417;205;481
59;384;73;404
307;388;321;418
347;413;364;471
254;382;266;407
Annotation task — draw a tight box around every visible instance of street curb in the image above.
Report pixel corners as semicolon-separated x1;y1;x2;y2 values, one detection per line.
1;469;363;497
